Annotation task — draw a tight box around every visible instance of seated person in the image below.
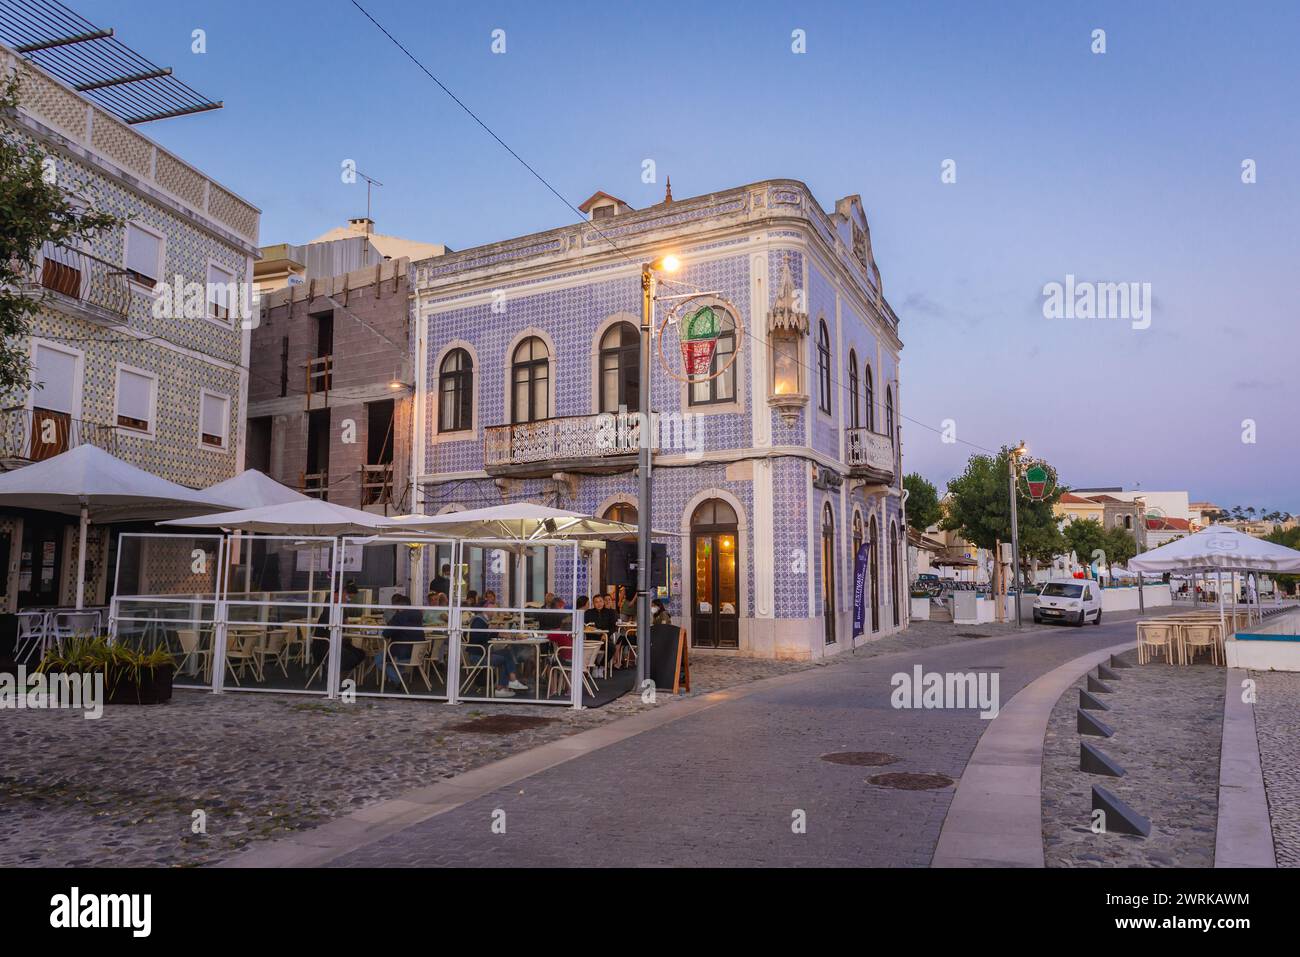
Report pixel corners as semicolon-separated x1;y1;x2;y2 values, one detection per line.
423;589;449;627
464;600;527;697
311;582;365;678
652;598;672;626
378;594;424;685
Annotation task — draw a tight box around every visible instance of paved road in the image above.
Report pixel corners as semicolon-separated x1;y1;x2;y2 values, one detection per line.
331;618;1138;867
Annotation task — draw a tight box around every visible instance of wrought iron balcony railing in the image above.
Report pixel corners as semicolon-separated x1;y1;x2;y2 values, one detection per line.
0;407;118;462
485;412;642;471
846;426;896;481
24;242;131;323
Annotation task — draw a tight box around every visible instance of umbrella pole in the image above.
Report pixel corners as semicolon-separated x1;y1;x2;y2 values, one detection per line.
1218;570;1225;638
75;504;88;610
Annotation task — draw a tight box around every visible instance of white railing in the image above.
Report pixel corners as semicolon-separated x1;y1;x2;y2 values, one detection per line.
846;427;895;476
485;412;641;468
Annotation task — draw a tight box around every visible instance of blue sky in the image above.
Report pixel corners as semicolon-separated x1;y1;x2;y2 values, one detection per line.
71;0;1300;510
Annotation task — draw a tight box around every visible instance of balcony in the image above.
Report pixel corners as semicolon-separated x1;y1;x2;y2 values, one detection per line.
0;407;118;465
485;412;641;477
22;242;130;326
846;427;895;484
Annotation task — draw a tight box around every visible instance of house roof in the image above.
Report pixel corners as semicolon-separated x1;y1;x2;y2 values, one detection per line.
308;226;447;262
578;190;632;213
1058;492;1101;506
1147;517;1191;531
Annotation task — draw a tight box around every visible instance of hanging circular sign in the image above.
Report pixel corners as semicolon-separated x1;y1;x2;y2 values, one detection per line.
1023;463;1053;501
656;295;745;385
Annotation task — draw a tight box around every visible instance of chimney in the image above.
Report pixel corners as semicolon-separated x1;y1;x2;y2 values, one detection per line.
348;217;374;235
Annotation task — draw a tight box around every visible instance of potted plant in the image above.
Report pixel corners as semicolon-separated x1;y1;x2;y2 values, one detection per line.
37;636;176;705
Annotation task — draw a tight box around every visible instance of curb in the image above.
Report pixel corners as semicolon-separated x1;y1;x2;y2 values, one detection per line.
1214;668;1276;868
931;640;1131;867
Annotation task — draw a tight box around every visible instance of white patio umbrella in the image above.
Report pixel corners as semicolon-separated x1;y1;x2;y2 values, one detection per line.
202;469;309;508
160;498;390;537
1129;525;1300;631
0;445;232;608
382;503;651;542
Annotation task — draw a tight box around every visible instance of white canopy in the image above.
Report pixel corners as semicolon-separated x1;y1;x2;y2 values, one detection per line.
0;445;233;608
203;469;308;508
160;499;390;536
1128;525;1300;574
383;503;644;542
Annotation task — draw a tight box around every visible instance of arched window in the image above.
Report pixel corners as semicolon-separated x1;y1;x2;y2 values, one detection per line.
599;322;640;413
817;320;832;414
511;336;550;424
890;521;901;627
865;364;875;431
598;501;639;594
847;350;860;429
885;385;895;443
689;306;738;407
690;499;739;648
438;348;472;433
821;503;837;644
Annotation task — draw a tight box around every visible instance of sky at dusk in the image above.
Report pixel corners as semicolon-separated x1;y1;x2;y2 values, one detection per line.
67;0;1300;511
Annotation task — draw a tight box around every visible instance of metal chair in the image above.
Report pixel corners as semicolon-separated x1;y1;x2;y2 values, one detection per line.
14;611;49;664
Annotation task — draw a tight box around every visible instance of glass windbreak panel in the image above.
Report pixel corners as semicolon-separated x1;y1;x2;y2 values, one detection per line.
1041;583;1083;598
111;533;223;690
220;537;336;694
335;538;451;699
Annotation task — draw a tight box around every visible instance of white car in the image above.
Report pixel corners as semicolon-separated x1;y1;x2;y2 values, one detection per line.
1034;579;1102;627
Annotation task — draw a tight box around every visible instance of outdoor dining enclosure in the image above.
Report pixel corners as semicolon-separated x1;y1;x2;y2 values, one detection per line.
108;526;633;709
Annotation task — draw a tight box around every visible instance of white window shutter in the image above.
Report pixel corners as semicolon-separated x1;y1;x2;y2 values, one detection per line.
201;393;227;441
31;345;78;414
127;225;160;281
117;369;153;425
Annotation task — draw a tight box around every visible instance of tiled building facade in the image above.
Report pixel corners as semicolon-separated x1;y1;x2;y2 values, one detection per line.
2;47;259;611
412;180;907;659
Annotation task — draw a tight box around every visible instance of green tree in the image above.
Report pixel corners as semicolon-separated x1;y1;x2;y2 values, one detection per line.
941;447;1065;584
903;472;941;534
1063;517;1107;569
1;75;119;395
1264;526;1300;592
1102;525;1137;569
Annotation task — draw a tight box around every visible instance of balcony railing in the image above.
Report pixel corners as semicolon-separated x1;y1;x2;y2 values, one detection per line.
846;426;895;481
485;413;641;471
24;242;130;323
0;407;118;463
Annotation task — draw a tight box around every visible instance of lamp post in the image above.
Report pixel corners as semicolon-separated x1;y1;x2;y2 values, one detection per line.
637;254;679;685
1008;442;1027;628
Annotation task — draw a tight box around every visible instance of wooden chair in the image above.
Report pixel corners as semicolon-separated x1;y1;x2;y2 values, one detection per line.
1182;623;1222;666
1137;621;1177;664
176;628;213;682
384;639;433;693
546;639;602;697
223;630;259;685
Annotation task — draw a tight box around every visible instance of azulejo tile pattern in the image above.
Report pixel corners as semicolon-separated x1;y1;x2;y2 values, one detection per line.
417;182;904;656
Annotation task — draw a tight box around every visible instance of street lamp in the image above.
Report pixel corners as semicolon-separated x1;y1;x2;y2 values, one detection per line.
637;254;680;685
1008;441;1027;628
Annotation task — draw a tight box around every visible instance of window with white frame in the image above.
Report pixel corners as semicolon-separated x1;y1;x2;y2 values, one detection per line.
29;342;80;416
207;262;235;323
115;366;157;434
125;222;163;289
199;391;229;449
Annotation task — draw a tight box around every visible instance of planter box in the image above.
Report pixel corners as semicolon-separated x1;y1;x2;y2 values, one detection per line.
43;664;175;705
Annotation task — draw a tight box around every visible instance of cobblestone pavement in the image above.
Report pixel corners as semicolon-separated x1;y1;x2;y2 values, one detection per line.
1041;649;1223;867
0;653;829;868
1250;670;1300;867
0;617;1134;868
332;622;1132;867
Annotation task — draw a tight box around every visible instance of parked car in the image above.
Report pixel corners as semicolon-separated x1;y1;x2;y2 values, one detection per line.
1033;579;1102;627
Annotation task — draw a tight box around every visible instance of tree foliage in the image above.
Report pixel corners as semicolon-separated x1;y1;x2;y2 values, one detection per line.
1;75;120;395
902;472;941;534
941;447;1066;580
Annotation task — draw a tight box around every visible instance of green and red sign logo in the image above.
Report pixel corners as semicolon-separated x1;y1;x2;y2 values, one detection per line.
1025;464;1050;501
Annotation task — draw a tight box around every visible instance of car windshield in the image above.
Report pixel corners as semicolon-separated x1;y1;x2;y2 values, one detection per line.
1042;583;1083;598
